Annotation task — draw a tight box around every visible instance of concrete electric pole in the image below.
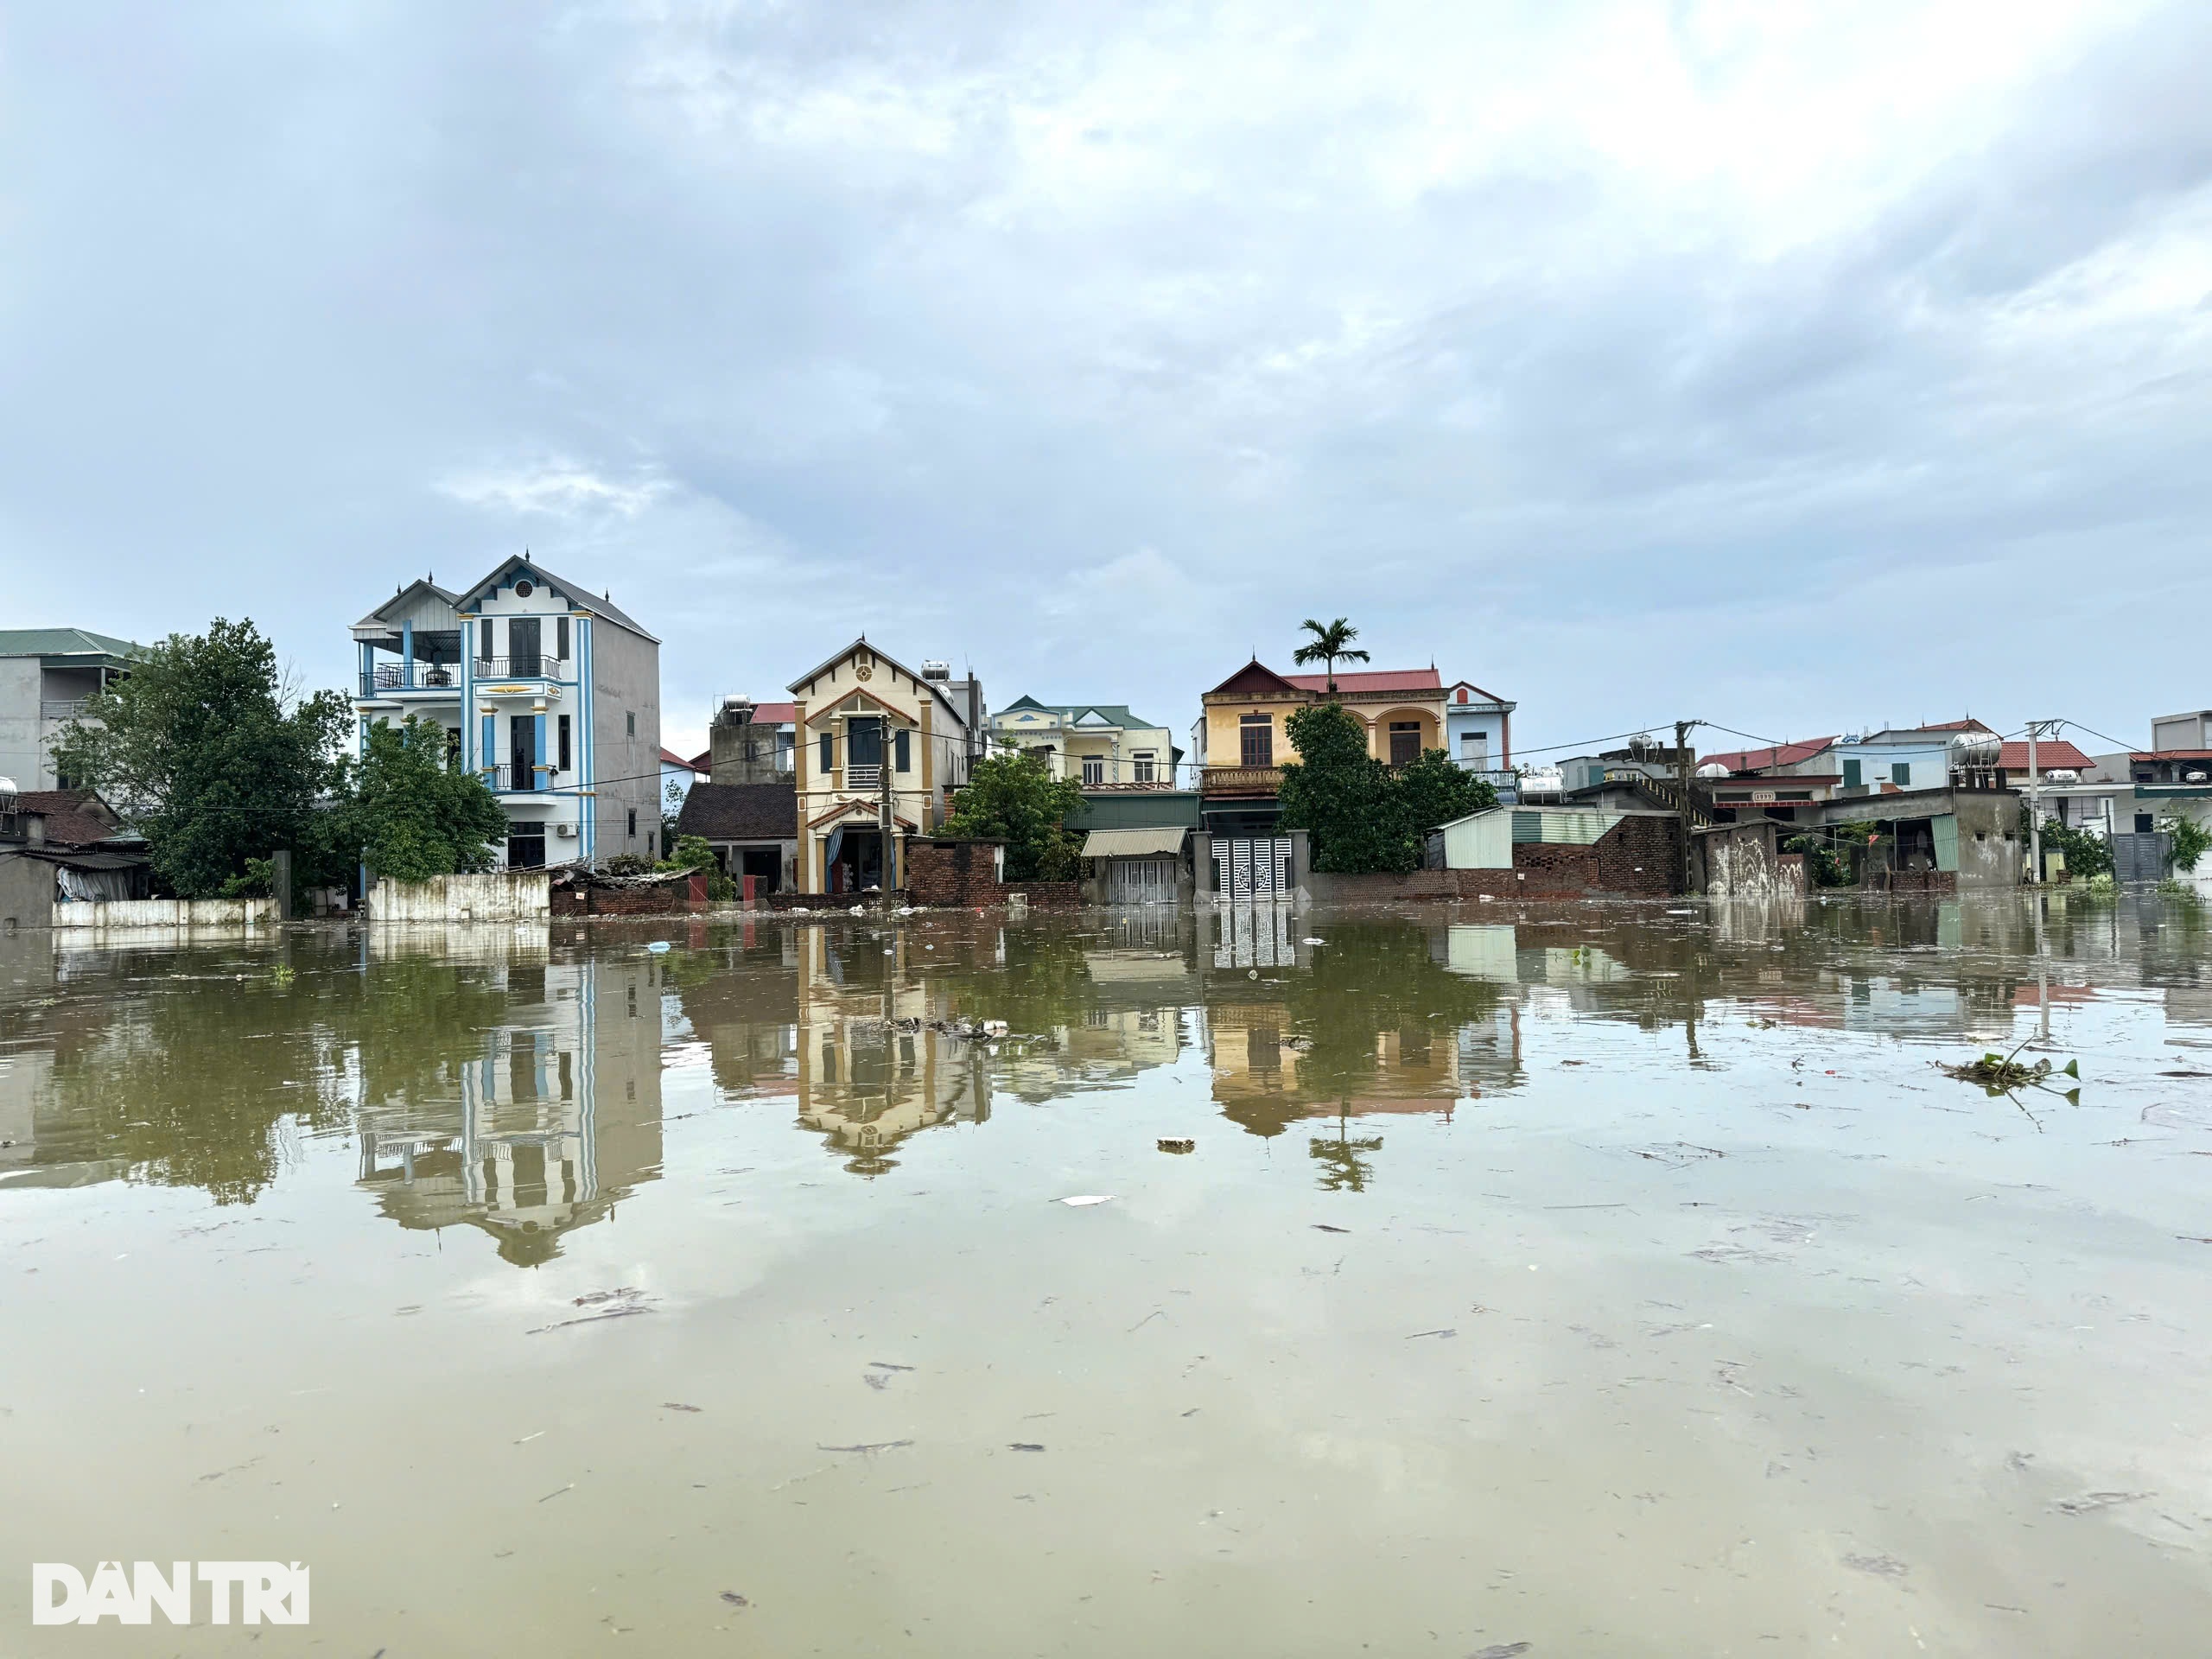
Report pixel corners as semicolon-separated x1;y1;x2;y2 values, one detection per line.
1675;719;1703;895
2024;719;2054;886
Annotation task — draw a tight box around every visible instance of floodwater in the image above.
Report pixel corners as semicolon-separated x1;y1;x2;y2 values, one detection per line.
3;895;2211;1656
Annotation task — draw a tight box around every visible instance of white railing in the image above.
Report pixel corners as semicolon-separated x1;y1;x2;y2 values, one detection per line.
847;764;882;789
41;699;89;721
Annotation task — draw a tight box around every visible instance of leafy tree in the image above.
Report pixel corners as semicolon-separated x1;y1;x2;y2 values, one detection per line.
1290;616;1370;692
336;716;509;883
2162;814;2209;874
658;832;736;900
50;618;349;899
1277;702;1414;873
2037;817;2114;881
938;753;1087;880
1397;747;1497;837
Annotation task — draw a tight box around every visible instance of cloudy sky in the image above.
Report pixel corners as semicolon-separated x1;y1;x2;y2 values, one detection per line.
5;1;2209;762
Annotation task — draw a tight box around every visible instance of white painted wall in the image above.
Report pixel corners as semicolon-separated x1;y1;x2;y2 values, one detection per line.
366;870;550;923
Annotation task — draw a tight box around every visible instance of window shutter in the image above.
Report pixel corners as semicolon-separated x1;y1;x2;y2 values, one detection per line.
820;731;833;774
895;728;912;772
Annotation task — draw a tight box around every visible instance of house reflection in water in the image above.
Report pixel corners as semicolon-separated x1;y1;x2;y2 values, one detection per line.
357;945;664;1265
794;928;988;1175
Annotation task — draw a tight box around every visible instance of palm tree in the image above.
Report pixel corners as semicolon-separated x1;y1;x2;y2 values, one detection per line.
1292;617;1370;694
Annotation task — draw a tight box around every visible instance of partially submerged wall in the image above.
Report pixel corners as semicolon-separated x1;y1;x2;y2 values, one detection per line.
51;896;276;931
1309;816;1684;902
368;870;550;923
1702;822;1808;902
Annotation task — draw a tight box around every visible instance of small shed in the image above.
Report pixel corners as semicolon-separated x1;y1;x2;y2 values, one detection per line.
1439;804;1625;869
1079;825;1191;906
675;782;798;893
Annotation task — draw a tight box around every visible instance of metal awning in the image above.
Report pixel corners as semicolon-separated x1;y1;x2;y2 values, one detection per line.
1081;827;1188;858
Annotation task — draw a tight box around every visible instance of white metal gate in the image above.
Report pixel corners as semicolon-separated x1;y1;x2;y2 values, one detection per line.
1213;836;1294;899
1107;857;1179;904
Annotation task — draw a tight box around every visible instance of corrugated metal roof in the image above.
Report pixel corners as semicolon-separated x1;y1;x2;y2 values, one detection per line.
0;628;143;660
1700;736;1837;773
1080;827;1189;858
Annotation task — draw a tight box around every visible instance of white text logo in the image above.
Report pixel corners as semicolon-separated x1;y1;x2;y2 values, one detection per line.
31;1562;310;1625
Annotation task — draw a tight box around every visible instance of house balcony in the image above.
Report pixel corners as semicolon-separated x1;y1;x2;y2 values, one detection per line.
482;764;563;793
474;657;562;683
1201;765;1284;798
846;764;883;790
40;699;90;721
360;664;461;696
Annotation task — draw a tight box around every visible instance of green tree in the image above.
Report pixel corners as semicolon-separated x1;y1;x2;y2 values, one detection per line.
1290;616;1370;693
1396;747;1497;838
50;618;349;899
938;753;1087;880
1277;702;1413;873
658;832;736;900
2037;817;2114;881
2162;815;2209;874
337;717;509;882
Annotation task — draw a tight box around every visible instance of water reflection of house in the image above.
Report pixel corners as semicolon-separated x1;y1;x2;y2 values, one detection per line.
357;957;664;1265
793;928;988;1174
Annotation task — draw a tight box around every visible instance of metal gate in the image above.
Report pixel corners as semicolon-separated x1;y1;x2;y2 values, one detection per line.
1213;836;1294;899
1107;857;1179;904
2110;831;2171;884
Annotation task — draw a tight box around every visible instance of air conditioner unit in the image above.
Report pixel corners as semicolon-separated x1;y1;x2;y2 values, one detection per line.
554;823;577;838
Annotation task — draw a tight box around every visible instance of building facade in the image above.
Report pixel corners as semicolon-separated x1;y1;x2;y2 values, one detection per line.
0;629;142;792
1443;679;1516;787
349;556;660;869
990;697;1180;786
789;640;982;894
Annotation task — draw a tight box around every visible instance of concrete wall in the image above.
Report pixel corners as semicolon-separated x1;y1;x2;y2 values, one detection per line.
1441;809;1514;869
0;853;49;932
1953;793;2024;890
1309;814;1683;901
0;658;48;790
368;870;550;923
588;620;662;866
52;896;276;931
1703;822;1808;901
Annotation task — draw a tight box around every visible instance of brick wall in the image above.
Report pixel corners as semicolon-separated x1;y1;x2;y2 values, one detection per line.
550;874;705;916
904;840;1085;910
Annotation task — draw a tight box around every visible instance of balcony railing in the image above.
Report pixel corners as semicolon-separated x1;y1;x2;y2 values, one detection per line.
482;765;555;792
1201;765;1284;798
474;657;556;682
40;699;90;721
846;763;882;790
361;664;459;695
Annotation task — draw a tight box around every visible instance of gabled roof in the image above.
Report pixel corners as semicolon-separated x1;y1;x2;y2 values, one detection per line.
350;579;461;632
1996;740;2098;772
1283;668;1443;695
1922;717;1997;734
1203;660;1306;701
749;701;798;727
1445;679;1514;709
2133;750;2212;762
995;696;1163;731
787;639;969;729
459;555;656;641
659;747;698;772
1700;736;1838;774
0;628;143;662
12;789;140;849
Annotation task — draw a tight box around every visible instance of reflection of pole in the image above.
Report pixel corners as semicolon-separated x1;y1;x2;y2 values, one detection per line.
881;715;898;905
2033;893;2051;1046
2025;720;2045;885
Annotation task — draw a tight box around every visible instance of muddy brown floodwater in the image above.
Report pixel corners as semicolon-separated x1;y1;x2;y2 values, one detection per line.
3;894;2211;1655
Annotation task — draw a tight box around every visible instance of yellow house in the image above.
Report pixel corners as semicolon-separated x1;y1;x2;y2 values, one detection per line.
1191;660;1449;797
789;639;982;895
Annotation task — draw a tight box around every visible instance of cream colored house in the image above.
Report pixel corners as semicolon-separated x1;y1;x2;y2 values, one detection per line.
989;696;1179;786
789;639;982;895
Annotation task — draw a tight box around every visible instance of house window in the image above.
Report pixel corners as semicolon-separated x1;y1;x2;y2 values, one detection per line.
1083;755;1104;785
626;712;635;738
627;808;638;838
820;731;834;775
1842;758;1862;788
558;714;571;773
2136;813;2155;834
446;728;462;769
1891;761;1910;786
1389;720;1421;768
1239;715;1273;768
556;617;569;661
894;728;912;772
1134;752;1156;783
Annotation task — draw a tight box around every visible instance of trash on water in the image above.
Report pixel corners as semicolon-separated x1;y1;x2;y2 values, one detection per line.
983;1020;1010;1038
719;1592;750;1608
1059;1195;1115;1206
1008;1442;1046;1452
1157;1138;1195;1154
646;941;671;955
1302;937;1325;946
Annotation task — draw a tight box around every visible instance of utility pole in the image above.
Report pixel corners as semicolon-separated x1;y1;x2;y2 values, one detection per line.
880;714;898;906
2024;719;2052;886
1675;719;1703;895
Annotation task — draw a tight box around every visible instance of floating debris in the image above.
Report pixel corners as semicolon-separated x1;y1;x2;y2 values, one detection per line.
1157;1138;1195;1154
1942;1052;2080;1092
1059;1195;1114;1207
2056;1491;2152;1516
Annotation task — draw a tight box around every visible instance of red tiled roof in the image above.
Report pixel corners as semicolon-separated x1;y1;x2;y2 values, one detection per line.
1923;717;1996;734
2132;751;2212;762
1282;668;1442;694
1700;737;1837;773
749;701;798;726
1997;740;2096;772
660;747;697;771
687;748;711;772
13;789;133;849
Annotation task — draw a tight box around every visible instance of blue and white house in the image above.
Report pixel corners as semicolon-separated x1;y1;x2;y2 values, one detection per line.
349;556;662;869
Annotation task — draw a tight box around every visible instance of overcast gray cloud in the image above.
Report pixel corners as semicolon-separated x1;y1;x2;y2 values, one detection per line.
5;0;2210;758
